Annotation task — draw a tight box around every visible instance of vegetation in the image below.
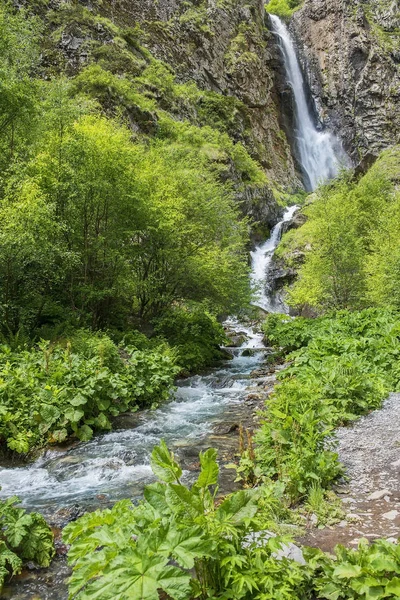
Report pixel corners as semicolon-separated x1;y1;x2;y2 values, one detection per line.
64;442;400;599
266;0;304;20
0;2;257;457
283;147;400;312
258;309;400;501
0;331;177;454
0;491;54;590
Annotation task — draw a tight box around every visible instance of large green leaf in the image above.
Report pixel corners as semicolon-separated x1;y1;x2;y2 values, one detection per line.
333;563;363;578
143;483;170;517
386;577;400;595
74;549;190;600
165;484;202;517
196;448;219;489
157;526;214;569
150;441;182;484
216;489;259;525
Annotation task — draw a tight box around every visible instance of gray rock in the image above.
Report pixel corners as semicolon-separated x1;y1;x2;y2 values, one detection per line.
291;0;400;163
382;510;399;521
368;489;392;501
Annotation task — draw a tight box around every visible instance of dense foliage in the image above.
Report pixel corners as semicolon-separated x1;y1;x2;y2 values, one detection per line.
0;2;258;455
258;309;400;501
283;147;400;312
0;331;178;454
0;491;54;590
64;442;400;599
266;0;303;19
153;306;229;375
0;3;254;338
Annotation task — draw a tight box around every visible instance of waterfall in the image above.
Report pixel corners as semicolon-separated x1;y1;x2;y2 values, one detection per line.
251;204;298;313
270;14;347;191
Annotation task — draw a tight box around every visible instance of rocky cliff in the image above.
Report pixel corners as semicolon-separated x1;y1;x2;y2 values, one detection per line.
291;0;400;162
20;0;307;232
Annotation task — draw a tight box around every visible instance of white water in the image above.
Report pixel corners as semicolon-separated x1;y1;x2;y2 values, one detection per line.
0;332;265;514
270;14;347;191
251;204;298;312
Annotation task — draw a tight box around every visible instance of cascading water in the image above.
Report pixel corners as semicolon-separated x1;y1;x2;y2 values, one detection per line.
251;204;298;312
270;14;347;191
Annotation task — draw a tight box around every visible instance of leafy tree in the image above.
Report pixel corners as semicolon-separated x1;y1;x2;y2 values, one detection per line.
288;177;366;310
0;4;41;175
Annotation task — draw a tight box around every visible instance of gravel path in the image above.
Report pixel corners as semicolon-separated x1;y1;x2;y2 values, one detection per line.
300;393;400;552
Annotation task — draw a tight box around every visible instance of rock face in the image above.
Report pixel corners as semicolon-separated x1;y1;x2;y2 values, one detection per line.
19;0;304;229
291;0;400;162
104;0;300;188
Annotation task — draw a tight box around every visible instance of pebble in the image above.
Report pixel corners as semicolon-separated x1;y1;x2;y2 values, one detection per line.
367;489;392;501
382;510;399;521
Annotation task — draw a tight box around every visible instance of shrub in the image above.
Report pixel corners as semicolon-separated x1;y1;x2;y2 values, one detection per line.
255;309;400;501
0;332;178;454
0;491;54;591
266;0;303;19
153;305;228;374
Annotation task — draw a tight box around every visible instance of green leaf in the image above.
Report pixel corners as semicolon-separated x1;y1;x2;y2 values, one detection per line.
157;526;214;569
196;448;219;489
333;563;363;578
386;577;400;595
76;424;93;441
65;407;85;423
69;393;88;407
216;489;259;525
150;441;182;484
73;549;190;600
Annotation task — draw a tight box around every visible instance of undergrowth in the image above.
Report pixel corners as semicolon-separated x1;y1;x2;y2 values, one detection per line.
63;442;400;600
254;308;400;503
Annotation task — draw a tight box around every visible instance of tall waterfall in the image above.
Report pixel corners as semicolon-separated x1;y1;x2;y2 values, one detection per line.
270;14;346;191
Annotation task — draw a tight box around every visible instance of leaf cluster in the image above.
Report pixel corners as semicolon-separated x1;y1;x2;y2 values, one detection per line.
0;331;178;454
0;490;54;590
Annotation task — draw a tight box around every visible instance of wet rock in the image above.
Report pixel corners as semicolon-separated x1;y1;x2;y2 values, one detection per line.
281;210;307;234
225;335;247;348
52;504;86;528
213;423;239;435
245;393;262;402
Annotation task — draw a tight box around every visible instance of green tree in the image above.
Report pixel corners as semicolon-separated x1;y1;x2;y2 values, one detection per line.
289;177;366;310
0;4;41;175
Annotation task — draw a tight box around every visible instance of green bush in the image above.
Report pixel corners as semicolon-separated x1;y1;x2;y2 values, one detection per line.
255;309;400;501
286;147;400;313
313;539;400;599
266;0;303;19
0;491;54;591
153;305;228;374
0;332;178;454
63;441;310;600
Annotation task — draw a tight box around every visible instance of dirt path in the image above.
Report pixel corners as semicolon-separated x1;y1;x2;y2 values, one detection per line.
300;393;400;553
